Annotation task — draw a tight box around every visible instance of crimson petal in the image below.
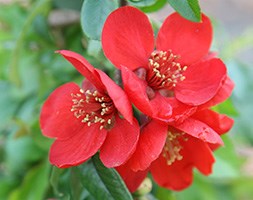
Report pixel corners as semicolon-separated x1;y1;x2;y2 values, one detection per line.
49;123;107;168
192;109;234;135
150;137;214;190
81;79;97;91
183;137;215;175
165;98;197;124
175;58;226;105
129;120;168;171
150;93;172;121
40;82;83;140
96;70;133;124
174;117;223;145
157;13;212;65
116;162;148;193
121;66;153;116
150;152;193;191
102;6;154;70
57;50;105;91
121;67;172;120
200;76;234;109
100;115;139;168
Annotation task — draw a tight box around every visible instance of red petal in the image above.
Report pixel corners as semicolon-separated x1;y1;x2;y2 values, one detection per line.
40;83;83;140
201;51;218;61
157;13;212;65
56;50;105;91
173;117;223;145
116;162;148;193
150;152;193;191
129;120;168;171
192;109;234;135
184;137;214;175
82;79;97;91
200;76;234;109
121;66;153;116
100;115;139;168
121;67;172;121
96;70;133;124
150;93;172;121
166;98;197;124
150;137;214;190
102;6;154;70
175;58;227;105
49;124;107;168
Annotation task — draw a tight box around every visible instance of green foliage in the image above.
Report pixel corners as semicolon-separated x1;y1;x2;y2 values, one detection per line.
8;162;50;200
0;0;251;199
8;0;51;86
53;0;84;10
141;0;167;13
81;0;118;40
128;0;158;7
167;0;201;22
78;154;133;200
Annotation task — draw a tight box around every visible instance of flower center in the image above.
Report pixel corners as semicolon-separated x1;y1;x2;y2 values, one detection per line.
70;89;116;130
162;131;187;165
146;50;187;91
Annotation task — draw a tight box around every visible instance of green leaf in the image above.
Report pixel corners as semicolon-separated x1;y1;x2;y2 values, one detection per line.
0;82;19;129
128;0;158;7
210;135;241;179
8;162;50;200
8;0;51;86
155;187;176;200
167;0;201;22
81;0;118;40
70;168;85;200
0;177;18;199
53;0;83;11
141;0;167;13
50;167;68;198
212;98;238;116
5;136;46;174
79;154;133;200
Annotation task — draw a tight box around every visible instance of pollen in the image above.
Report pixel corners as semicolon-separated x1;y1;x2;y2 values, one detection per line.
162;131;186;165
147;50;187;91
70;89;116;130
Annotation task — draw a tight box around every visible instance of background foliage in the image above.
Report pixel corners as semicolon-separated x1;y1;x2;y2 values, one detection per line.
0;0;252;199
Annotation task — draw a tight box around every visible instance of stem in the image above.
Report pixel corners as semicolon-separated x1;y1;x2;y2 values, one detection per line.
120;0;127;6
9;0;51;87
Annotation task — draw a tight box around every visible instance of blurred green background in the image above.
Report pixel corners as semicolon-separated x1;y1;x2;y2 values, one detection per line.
0;0;253;199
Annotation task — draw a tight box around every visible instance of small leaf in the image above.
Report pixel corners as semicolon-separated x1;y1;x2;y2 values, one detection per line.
128;0;158;7
141;0;167;13
53;0;83;11
79;154;133;200
213;98;238;116
81;0;118;40
50;167;67;198
155;186;176;200
167;0;201;22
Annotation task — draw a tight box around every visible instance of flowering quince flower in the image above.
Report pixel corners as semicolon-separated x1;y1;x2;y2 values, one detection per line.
102;6;228;122
116;72;234;191
40;50;139;168
116;109;234;192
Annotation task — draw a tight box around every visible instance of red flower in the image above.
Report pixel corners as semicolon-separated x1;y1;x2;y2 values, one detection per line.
40;50;139;168
116;109;234;191
102;6;227;121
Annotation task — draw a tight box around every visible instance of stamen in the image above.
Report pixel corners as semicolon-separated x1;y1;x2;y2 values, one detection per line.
70;89;116;130
146;50;187;91
162;131;186;165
